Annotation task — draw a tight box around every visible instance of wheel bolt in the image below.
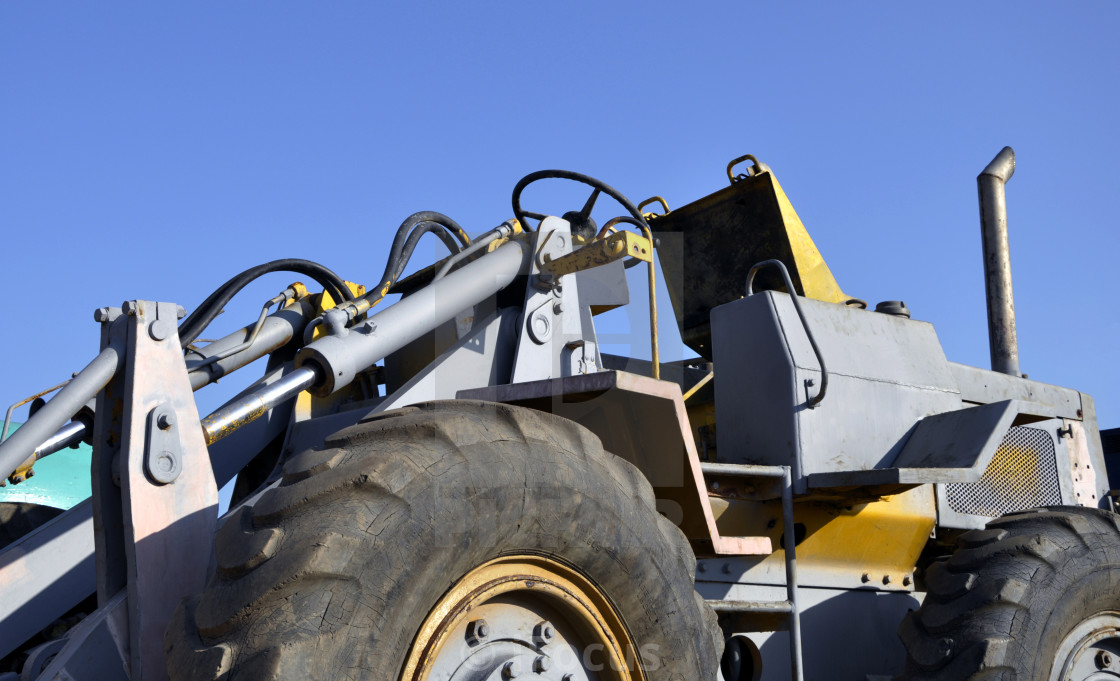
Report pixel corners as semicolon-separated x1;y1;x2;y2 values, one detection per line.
532;621;555;645
465;619;490;646
1097;650;1114;669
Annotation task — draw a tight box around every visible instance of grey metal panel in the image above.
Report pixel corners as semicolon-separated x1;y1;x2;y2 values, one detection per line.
1075;393;1111;506
713;291;961;491
893;399;1017;471
0;499;95;660
711;292;799;472
949;361;1082;417
377;309;518;411
809;400;1020;487
697;580;919;681
575;259;628;310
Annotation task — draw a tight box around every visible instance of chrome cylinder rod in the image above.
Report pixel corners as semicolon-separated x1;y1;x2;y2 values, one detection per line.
200;366;319;445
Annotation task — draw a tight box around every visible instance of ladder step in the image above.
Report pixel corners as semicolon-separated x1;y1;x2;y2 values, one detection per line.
705;599;793;615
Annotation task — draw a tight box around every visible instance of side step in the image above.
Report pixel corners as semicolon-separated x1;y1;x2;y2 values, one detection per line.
701;463;804;681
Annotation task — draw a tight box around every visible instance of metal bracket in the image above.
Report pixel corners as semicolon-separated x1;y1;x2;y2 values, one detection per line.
510;218;602;383
539;230;652;276
144;403;182;484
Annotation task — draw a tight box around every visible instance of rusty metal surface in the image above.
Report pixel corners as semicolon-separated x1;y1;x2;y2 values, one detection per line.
978;146;1020;376
117;301;218;681
1067;420;1105;507
539;230;652;277
459;371;771;555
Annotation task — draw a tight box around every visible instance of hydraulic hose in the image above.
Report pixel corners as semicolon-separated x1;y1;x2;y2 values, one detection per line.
178;259;353;348
362;212;470;309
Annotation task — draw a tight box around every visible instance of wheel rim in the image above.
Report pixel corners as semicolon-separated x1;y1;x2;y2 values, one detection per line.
1049;611;1120;681
400;555;645;681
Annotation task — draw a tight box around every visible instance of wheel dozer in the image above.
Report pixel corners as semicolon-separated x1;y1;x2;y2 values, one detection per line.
0;149;1116;681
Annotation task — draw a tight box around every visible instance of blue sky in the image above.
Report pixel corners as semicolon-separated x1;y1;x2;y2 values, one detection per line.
1;3;1117;452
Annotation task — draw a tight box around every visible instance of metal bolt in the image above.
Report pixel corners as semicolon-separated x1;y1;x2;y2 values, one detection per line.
861;573;871;583
176;305;187;319
532;621;555;645
501;661;519;680
465;619;490;646
156;452;175;474
722;563;731;574
157;412;175;430
553;301;563;314
903;575;912;587
94;307;112;322
1097;650;1113;669
709;481;720;492
533;656;550;673
698;562;707;573
882;575;892;585
122;301;139;316
149;319;175;341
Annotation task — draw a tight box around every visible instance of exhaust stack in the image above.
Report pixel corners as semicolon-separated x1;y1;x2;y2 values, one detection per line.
978;146;1019;377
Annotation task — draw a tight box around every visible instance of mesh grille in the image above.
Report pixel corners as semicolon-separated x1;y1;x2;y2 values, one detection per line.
946;426;1061;517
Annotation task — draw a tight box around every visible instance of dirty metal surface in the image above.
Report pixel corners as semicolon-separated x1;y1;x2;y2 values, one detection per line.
459;370;771;555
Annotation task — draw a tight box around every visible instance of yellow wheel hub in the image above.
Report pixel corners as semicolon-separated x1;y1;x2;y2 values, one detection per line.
401;555;645;681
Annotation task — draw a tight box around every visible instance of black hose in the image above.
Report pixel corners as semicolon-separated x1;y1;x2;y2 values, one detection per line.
361;212;470;307
178;259;353;348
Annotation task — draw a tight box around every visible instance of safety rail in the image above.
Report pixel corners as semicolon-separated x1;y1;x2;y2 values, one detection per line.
700;463;804;681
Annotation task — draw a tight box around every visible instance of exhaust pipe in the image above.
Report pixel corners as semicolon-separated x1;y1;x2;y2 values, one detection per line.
978;146;1019;377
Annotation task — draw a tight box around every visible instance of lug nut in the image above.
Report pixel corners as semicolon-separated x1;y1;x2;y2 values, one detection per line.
532;621;555;645
1097;650;1114;669
465;619;490;646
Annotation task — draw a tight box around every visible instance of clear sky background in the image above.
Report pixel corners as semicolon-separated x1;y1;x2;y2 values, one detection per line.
1;3;1117;474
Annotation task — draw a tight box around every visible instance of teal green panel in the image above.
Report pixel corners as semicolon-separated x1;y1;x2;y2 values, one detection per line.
0;422;92;510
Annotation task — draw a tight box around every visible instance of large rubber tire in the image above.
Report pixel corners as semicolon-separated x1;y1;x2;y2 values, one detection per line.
898;506;1120;680
165;400;721;680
